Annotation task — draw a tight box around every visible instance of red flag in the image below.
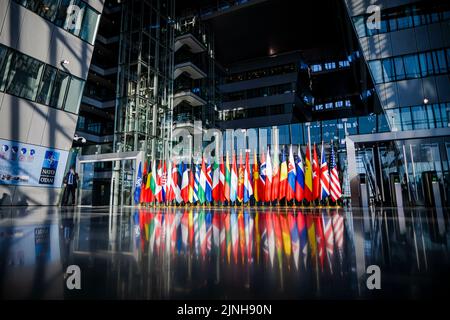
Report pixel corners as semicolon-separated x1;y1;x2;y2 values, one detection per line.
258;151;266;202
312;144;320;201
140;161;147;204
237;151;244;203
271;149;280;202
304;145;313;201
219;160;226;202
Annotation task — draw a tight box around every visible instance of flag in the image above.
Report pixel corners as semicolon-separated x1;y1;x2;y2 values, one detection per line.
237;151;244;203
155;161;163;203
288;212;300;270
265;148;273;203
139;161;147;204
320;142;330;200
212;158;220;202
134;161;142;204
279;148;288;201
206;159;213;203
175;161;183;203
271;147;280;202
297;211;308;268
188;166;195;204
161;161;168;203
219;159;226;203
329;145;342;202
166;160;174;202
312;143;320;201
295;147;305;202
181;163;189;203
286;145;297;202
259;151;266;202
194;160;200;203
230;152;238;202
224;152;231;202
304;145;313;201
253;150;260;202
198;158;207;204
150;160;157;203
243;150;253;203
322;210;335;272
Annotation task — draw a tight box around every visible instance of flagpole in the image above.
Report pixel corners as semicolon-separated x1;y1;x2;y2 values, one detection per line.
307;124;312;207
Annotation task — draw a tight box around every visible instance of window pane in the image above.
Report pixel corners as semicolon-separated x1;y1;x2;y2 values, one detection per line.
5;52;44;100
394;57;405;80
442;103;450;127
378;113;390;133
36;65;57;105
411;105;428;129
358;114;377;134
368;60;383;84
353;16;367;38
64;77;84;113
25;0;61;21
50;71;70;108
403;54;420;78
79;6;100;44
290;124;303;145
400;107;413;131
432;50;447;74
0;50;14;91
382;59;395;82
56;0;86;37
419;53;433;77
427;105;435;128
433;103;443;128
385;108;401;131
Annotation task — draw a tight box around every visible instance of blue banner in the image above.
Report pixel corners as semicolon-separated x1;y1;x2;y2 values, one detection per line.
0;139;69;188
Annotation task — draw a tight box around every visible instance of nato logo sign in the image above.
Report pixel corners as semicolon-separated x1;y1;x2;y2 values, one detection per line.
39;151;60;185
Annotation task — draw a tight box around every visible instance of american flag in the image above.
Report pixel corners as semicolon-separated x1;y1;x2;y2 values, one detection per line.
320;142;330;200
329;145;342;202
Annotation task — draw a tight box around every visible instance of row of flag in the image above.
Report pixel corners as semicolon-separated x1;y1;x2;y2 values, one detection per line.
135;209;346;273
135;143;342;206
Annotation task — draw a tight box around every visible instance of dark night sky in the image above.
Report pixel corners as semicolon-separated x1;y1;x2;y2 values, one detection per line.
176;0;353;65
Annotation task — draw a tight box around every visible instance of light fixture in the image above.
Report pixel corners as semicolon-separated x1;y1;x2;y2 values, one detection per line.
61;59;70;66
423;98;429;104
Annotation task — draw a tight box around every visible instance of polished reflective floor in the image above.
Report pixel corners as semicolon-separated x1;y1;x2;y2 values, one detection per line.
0;205;449;300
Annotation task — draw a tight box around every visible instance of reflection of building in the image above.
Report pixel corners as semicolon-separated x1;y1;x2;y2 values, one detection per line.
0;0;104;205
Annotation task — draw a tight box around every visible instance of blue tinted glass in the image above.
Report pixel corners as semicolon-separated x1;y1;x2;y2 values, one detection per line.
322;120;337;142
353;16;367;38
419;53;433;77
386;109;402;131
400;107;413;131
368;60;384;84
394;57;405;80
358;115;377;134
432;50;447;74
403;54;420;78
433;104;443;128
382;59;395;82
427;105;436;128
377;113;390;133
290;124;303;145
411;106;428;129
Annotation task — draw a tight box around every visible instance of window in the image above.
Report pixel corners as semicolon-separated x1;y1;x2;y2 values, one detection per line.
368;60;383;84
339;60;350;68
311;64;322;73
325;62;336;70
403;54;420;78
382;59;395;82
394;57;405;80
4;52;44;100
432;50;447;74
63;77;84;113
400;107;413;130
419;52;434;77
411;105;429;129
15;0;100;45
37;66;70;108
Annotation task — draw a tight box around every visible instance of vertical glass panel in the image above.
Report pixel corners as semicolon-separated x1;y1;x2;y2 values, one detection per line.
433;103;443;128
403;54;420;78
36;65;57;105
426;105;436;128
26;0;61;21
80;6;100;44
4;52;44;100
411;105;428;129
396;13;413;30
279;125;290;146
50;71;70;109
419;53;433;77
382;59;395;82
442;103;450;127
394;57;405;80
432;50;447;74
56;0;86;37
64;77;85;114
400;107;413;131
377;113;390;133
290;123;303;145
385;108;401;131
368;60;383;84
345;118;358;136
322;120;337;142
0;46;10;90
307;122;321;144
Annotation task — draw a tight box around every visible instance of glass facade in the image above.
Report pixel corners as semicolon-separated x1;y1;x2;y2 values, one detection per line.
368;48;450;84
224;62;297;84
353;1;450;38
0;44;85;114
14;0;101;44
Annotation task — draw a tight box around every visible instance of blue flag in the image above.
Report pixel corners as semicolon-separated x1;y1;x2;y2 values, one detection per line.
134;162;142;204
